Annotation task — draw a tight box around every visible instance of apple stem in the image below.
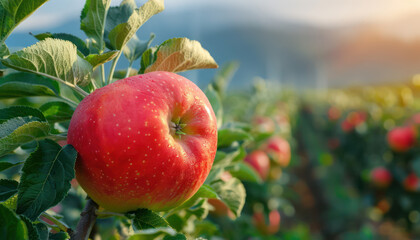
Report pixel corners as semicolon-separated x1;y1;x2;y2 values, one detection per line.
70;198;99;240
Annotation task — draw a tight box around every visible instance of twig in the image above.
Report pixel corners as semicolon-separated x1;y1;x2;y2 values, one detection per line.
70;198;99;240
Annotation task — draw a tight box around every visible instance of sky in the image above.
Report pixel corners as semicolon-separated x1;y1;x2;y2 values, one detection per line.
15;0;420;32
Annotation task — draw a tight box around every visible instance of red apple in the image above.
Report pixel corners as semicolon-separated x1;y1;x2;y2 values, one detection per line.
327;106;341;121
341;120;353;132
253;210;281;235
387;126;417;152
253;116;275;133
67;71;218;212
264;137;291;167
403;173;419;192
244;151;270;180
370;167;392;188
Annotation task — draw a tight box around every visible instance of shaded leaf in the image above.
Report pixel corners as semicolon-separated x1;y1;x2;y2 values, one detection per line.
84;51;118;69
0;41;9;57
141;38;218;74
0;106;50;156
113;68;138;79
0;161;23;172
49;232;70;240
108;0;164;50
172;184;218;211
0;0;49;42
0;204;28;239
39;101;74;122
123;33;155;63
0;72;60;98
17;141;77;220
21;215;41;240
205;85;223;127
34;223;48;240
133;208;170;230
32;32;90;56
226;162;262;183
2;38;93;86
0;179;18;201
210;178;246;219
80;0;112;51
163;233;186;240
104;0;137;50
217;128;252;148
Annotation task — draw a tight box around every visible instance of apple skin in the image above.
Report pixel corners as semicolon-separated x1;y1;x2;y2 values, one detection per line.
67;71;218;212
264;137;291;167
403;173;419;192
387;126;417;152
370;167;392;188
244;151;270;180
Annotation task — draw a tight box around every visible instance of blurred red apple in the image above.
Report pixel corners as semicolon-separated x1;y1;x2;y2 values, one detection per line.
370;167;392;188
264;137;291;167
253;210;281;235
403;173;419;192
327;107;341;121
244;150;270;180
387;126;417;152
253;116;275;133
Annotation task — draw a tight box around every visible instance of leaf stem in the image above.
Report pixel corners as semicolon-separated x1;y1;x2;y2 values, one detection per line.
106;50;122;85
41;212;70;233
70;198;99;240
30;71;89;97
124;61;134;78
95;210;126;218
100;64;106;87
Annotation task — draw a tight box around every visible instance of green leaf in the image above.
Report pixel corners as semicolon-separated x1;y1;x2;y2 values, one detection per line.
0;0;49;42
80;0;112;51
163;233;186;240
0;204;28;239
32;32;90;56
0;179;18;201
0;161;23;172
49;232;70;240
0;106;50;156
213;146;244;168
0;72;60;98
84;51;118;69
123;33;155;63
226;162;262;183
2;38;93;87
21;215;41;240
185;199;209;220
104;0;137;49
39;101;74;123
172;184;218;211
132;208;170;231
0;105;46;123
113;68;138;79
108;0;164;50
217;128;252;148
210;178;246;219
0;41;9;57
141;38;218;74
34;223;48;240
139;47;157;74
1;194;17;209
17;141;77;220
211;61;239;97
205;85;223;127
